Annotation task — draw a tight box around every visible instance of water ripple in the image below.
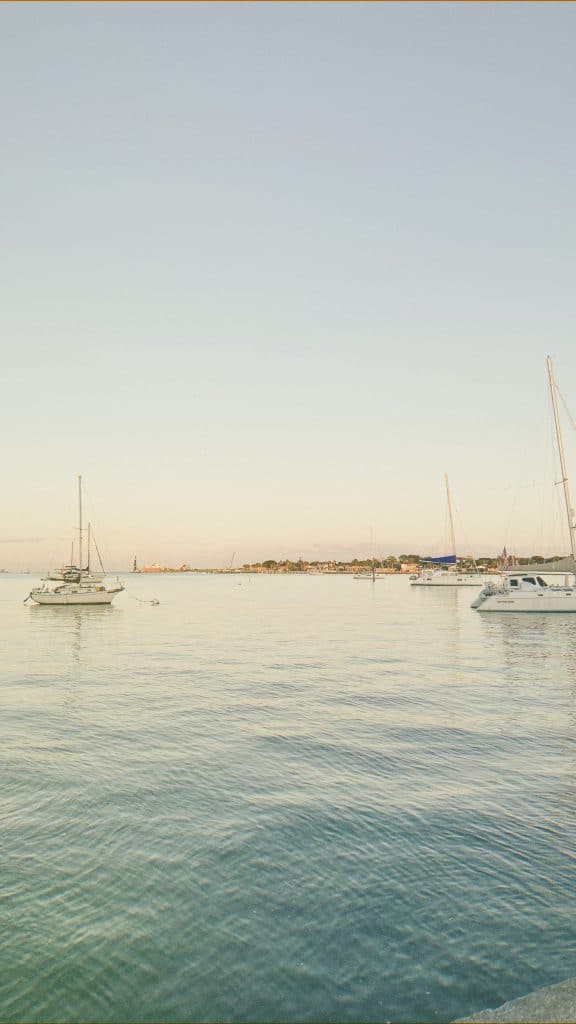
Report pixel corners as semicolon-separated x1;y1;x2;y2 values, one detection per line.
1;575;575;1021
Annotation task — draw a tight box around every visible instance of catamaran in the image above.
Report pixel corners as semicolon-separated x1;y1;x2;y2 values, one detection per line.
410;475;490;587
26;477;124;606
472;357;576;612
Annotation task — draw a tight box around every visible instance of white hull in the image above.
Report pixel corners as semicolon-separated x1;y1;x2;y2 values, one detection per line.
29;588;121;605
411;573;489;587
473;358;576;611
27;477;123;608
472;586;576;612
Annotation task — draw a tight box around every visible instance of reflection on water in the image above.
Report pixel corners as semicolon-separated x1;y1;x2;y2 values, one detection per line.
0;573;575;1024
27;602;121;665
481;610;576;641
479;611;576;684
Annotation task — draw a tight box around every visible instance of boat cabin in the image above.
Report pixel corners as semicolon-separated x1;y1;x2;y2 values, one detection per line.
507;575;548;589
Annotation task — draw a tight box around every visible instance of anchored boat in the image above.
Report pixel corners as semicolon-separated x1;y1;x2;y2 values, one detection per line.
26;477;124;606
472;357;576;613
411;475;490;587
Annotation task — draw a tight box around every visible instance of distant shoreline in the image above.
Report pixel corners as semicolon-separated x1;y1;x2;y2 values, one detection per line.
4;554;564;575
135;554;559;575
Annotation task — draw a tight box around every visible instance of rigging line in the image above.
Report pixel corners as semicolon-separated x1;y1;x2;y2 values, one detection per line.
556;384;576;433
123;587;160;605
90;530;106;573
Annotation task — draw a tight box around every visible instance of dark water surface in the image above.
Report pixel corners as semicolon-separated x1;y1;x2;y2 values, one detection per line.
1;574;575;1022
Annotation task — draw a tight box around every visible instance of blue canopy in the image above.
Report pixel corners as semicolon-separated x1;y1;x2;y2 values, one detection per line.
422;555;457;565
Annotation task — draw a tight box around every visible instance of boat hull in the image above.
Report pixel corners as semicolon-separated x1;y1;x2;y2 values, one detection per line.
29;589;121;606
411;574;489;587
472;588;576;612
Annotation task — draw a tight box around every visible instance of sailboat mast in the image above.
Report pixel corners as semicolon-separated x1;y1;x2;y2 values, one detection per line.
547;355;576;561
445;473;457;562
78;475;83;575
87;522;91;573
370;526;375;582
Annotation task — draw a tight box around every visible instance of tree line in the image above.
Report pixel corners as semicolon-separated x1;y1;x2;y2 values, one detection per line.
238;554;563;573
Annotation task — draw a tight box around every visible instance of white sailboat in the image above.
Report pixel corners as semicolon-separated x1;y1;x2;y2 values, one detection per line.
354;528;386;580
354;570;386;579
411;475;489;587
472;356;576;612
26;477;124;606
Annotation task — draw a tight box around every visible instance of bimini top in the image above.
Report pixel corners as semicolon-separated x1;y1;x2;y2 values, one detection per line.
421;555;457;565
505;555;576;576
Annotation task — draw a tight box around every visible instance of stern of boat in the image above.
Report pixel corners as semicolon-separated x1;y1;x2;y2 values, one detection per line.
471;582;499;610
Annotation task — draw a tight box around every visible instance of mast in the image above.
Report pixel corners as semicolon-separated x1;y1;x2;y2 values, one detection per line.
87;522;91;572
78;475;83;576
370;527;375;582
445;473;457;562
547;355;576;562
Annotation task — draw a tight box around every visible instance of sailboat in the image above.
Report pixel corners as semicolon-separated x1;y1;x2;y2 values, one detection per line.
354;562;386;580
472;357;576;612
411;475;489;587
354;528;386;580
26;477;124;606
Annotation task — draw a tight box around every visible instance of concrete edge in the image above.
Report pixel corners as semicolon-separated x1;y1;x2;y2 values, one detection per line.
456;977;576;1023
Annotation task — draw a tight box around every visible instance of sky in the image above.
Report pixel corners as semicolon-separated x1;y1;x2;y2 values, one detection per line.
2;1;576;569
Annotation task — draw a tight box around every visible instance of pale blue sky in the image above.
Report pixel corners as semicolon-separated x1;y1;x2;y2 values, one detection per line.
2;2;576;568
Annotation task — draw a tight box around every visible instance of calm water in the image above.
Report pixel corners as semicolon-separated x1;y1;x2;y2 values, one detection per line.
1;573;575;1022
